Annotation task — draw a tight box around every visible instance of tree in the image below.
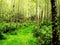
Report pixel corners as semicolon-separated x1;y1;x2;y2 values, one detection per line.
51;0;59;45
36;0;40;27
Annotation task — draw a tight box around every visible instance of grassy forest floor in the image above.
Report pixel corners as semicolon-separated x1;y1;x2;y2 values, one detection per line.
0;22;59;45
0;22;37;45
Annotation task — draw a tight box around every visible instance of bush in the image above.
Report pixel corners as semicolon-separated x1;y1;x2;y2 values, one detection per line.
0;23;18;34
0;32;6;40
32;25;52;45
41;20;52;26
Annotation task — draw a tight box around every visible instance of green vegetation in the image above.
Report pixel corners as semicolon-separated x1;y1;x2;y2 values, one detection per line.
0;22;52;45
0;0;60;45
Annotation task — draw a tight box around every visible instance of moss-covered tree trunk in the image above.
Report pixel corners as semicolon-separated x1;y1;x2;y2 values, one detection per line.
51;0;59;45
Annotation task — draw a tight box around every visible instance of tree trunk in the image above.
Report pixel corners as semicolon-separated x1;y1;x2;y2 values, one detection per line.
36;0;39;26
51;0;59;45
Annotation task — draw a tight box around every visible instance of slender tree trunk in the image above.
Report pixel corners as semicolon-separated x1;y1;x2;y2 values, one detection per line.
36;0;39;27
10;0;15;22
46;1;48;25
51;0;59;45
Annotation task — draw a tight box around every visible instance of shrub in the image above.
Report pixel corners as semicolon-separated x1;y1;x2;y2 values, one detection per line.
32;25;52;45
0;23;18;34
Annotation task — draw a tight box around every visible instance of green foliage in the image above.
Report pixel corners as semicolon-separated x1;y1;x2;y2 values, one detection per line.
0;0;60;45
32;25;52;45
0;23;18;34
0;23;37;45
41;20;52;26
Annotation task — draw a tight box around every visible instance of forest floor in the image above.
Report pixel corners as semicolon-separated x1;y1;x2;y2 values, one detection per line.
0;23;37;45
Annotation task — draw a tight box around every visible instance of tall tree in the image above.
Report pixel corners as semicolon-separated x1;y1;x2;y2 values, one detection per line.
36;0;40;27
10;0;15;22
51;0;59;45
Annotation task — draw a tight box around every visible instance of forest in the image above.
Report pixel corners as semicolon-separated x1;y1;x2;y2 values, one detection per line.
0;0;60;45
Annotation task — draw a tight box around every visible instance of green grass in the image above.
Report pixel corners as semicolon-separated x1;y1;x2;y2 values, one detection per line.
0;23;37;45
0;22;53;45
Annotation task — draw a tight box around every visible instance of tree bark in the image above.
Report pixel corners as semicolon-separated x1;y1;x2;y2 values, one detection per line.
51;0;59;45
